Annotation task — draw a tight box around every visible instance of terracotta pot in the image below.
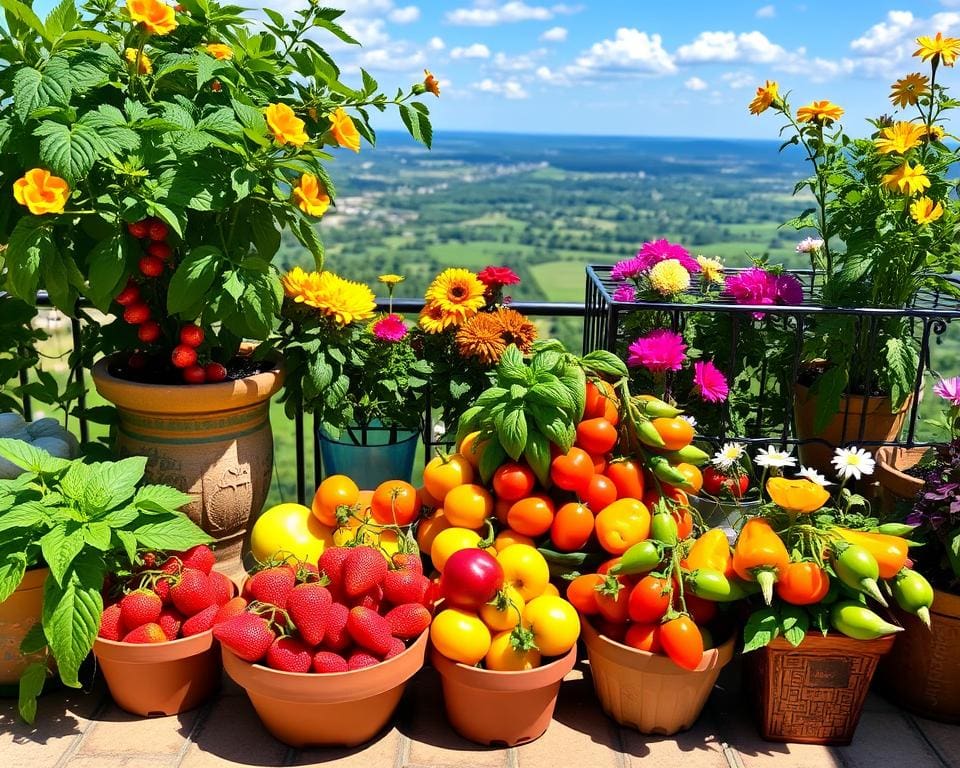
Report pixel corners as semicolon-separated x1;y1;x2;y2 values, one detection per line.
875;445;929;514
878;587;960;722
746;632;895;745
222;629;428;747
582;618;734;735
0;568;49;692
92;351;283;570
430;644;577;746
794;382;915;476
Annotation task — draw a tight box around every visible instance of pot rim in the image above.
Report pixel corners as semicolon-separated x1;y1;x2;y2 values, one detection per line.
430;642;577;690
15;567;49;590
875;445;930;480
94;628;215;662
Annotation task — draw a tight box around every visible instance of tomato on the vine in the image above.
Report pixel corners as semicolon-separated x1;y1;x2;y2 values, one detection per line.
660;615;704;671
775;561;830;605
370;480;419;525
675;463;703;495
550;447;594;493
507;494;555;537
423;453;474;503
627;575;672;623
311;474;359;527
702;467;749;498
585;380;619;423
444;484;494;528
651;417;695;451
624;622;662;652
439;549;504;609
566;573;602;615
672;506;694;540
606;459;645;500
594;576;631;623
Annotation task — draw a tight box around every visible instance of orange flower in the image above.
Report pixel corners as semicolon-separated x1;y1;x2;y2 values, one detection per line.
748;80;779;115
124;47;153;74
292;173;330;217
328;107;361;153
456;313;507;364
766;477;830;514
910;196;944;225
881;161;931;196
493;307;537;353
13;169;70;215
126;0;177;36
874;121;926;155
914;32;960;67
890;73;929;108
265;103;309;147
424;69;440;97
796;100;844;125
205;43;233;60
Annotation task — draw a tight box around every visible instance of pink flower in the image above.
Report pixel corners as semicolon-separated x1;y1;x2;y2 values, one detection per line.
372;314;408;342
627;329;687;373
726;267;775;306
612;284;637;303
478;265;520;287
637;239;702;274
611;255;646;281
934;377;960;406
693;360;730;403
773;274;804;306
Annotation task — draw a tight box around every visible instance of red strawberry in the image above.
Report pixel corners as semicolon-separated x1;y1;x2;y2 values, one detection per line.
204;362;228;383
385;603;431;640
247;566;296;609
322;603;350;651
116;282;141;306
213;597;248;626
139;255;164;277
348;650;380;670
209;571;233;605
127;220;149;239
98;603;123;640
213;612;275;662
182;604;219;636
171;344;198;369
138;321;161;344
147;241;173;261
343;547;387;597
346;606;393;656
383;570;431;606
119;589;162;631
170;568;217;616
123;623;168;644
350;584;383;612
183;365;206;385
180;325;205;348
384;637;406;660
319;546;352;590
287;583;332;647
266;636;312;673
152;578;171;605
123;303;151;325
158;608;184;640
178;545;216;574
146;218;169;241
391;553;424;575
313;650;349;673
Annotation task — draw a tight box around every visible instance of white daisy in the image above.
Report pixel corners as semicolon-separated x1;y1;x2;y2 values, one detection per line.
680;414;697;428
798;466;833;487
831;447;876;481
711;442;745;470
754;445;797;469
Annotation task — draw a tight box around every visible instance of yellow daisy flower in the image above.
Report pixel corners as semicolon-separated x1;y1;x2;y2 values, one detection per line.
419;302;456;334
875;121;926;155
797;100;844;125
910;197;944;225
696;255;725;285
881;162;931;196
378;274;405;286
914;32;960;67
890;73;929;108
424;268;486;323
748;80;779;115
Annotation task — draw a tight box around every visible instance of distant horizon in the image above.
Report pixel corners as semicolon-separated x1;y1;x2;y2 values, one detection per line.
373;128;788;143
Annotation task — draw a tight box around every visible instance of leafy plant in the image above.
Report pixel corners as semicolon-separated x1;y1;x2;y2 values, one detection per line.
0;438;209;722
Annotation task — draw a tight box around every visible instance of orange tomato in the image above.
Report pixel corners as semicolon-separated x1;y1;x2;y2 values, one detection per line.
457;431;488;469
775;561;831;606
494;497;512;526
595;498;651;555
660;615;704;671
311;474;359;527
624;623;662;653
550;502;595;552
585;380;619;424
672;506;694;540
594;575;631;623
370;480;419;526
423;453;474;503
550;447;594;493
507;494;555;538
652;417;695;451
581;474;618;514
566;573;602;615
606;459;645;500
494;529;536;551
575;418;618;455
627;575;671;623
675;463;703;495
416;508;452;555
418;484;442;510
492;463;536;501
589;453;607;474
444;483;494;528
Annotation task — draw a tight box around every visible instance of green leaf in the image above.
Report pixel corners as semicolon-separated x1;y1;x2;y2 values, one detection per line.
133;485;194;513
497;407;528;461
86;235;127;311
780;604;809;648
5;217;48;302
168;246;221;315
0;437;70;474
83;521;112;551
528;380;575;415
251;207;282;257
231;168;259;200
33;121;106;183
45;0;77;39
295;217;324;269
497;346;529;385
115;529;138;565
40;523;85;585
18;662;48;725
197;107;242;136
742;607;780;652
529;403;574;452
19;621;47;654
232;98;266;137
581;350;629;380
0;501;49;535
562;364;587;422
133;515;211;551
91;456;147;508
812;366;848;433
12;66;70;121
523;428;551;486
455;406;484;444
478;439;507;485
0;0;50;42
0;548;27;602
42;560;103;688
399;103;432;149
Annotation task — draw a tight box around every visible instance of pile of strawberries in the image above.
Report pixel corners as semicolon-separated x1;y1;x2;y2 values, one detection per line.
99;544;242;643
213;545;434;673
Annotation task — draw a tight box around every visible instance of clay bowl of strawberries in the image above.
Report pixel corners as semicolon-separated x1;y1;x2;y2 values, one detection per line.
218;545;433;748
93;545;241;717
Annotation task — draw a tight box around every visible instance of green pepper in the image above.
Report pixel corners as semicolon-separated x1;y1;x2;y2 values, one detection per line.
685;568;756;602
648;455;691;487
891;568;934;628
610;540;662;576
650;510;679;546
832;543;887;607
661;445;711;467
830;601;903;640
875;522;917;537
635;417;666;448
635;396;681;419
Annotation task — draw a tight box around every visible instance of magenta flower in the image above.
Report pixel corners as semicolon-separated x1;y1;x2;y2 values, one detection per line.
726;267;775;306
773;274;804;306
627;329;687;373
934;377;960;406
372;314;408;343
637;239;702;274
693;360;730;403
612;284;637;303
611;255;646;281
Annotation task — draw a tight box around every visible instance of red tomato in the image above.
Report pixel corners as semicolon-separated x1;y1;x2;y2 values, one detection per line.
624;622;662;653
550;503;595;552
702;467;749;498
492;463;536;502
550;447;594;494
775;561;831;606
627;575;672;623
589;453;607;474
566;573;602;615
585;380;619;424
575;418;618;455
684;593;718;625
594;575;631;623
606;459;645;500
581;474;618;513
439;549;505;610
660;615;705;671
673;506;694;540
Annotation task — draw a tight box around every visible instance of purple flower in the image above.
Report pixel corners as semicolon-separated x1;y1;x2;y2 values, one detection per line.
637;239;702;274
627;329;687;373
372;314;408;342
726;267;776;318
934;377;960;407
612;284;637;303
773;274;804;306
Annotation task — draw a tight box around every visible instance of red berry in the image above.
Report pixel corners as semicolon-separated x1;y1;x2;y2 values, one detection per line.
321;603;351;652
182;604;220;637
204;362;228;382
247;566;296;609
146;218;169;241
319;547;352;589
127;220;149;239
312;650;348;673
183;365;207;385
171;344;198;369
266;636;313;673
213;597;248;626
170;568;217;616
342;547;388;598
391;553;424;575
384;637;406;659
158;608;184;640
213;612;275;662
138;321;161;343
346;606;393;656
98;603;123;641
147;241;173;261
123;303;150;325
120;589;163;631
176;545;216;575
180;325;205;348
116;283;141;306
287;583;333;647
122;623;168;644
384;603;431;640
383;570;431;607
211;80;222;93
139;255;164;278
347;650;381;670
208;571;234;605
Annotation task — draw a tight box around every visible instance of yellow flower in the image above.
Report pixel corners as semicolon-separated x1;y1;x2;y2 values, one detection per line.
424;69;440;97
328;107;361;153
265;103;309;147
696;255;725;285
126;0;177;36
284;268;375;325
648;259;691;295
923;124;945;142
424;268;486;323
281;266;316;299
875;121;926;155
13;169;70;215
890;73;929;108
456;313;507;365
766;477;830;514
797;100;844;125
881;161;931;196
378;274;405;286
910;196;944;225
205;43;234;60
292;174;330;217
124;47;153;74
748;80;779;115
914;32;960;67
419;301;456;334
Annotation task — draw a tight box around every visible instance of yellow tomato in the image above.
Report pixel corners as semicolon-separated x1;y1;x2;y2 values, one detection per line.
430;527;482;572
479;585;526;632
494;530;536;552
423;453;475;503
444;484;493;529
485;630;541;671
522;595;581;657
311;474;359;526
497;544;549;601
542;582;560;597
431;608;491;665
457;431;487;469
250;503;333;564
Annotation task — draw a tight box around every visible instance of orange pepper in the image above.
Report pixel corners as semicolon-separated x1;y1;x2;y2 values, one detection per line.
834;529;909;580
685;528;734;576
766;477;830;514
732;518;790;605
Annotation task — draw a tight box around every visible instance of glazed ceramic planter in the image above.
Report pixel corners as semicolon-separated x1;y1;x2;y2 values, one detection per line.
318;421;419;487
92;352;283;569
222;629;428;747
582;619;734;735
0;568;49;693
875;445;929;514
431;644;577;746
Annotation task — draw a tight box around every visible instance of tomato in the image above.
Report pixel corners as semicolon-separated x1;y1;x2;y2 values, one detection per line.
480;585;526;631
542;582;560;597
627;575;672;623
444;484;494;528
684;593;718;624
250;503;334;564
675;463;703;495
606;459;645;500
440;549;505;609
430;527;483;572
523;595;581;656
594;575;631;623
776;561;831;606
581;474;617;513
494;529;535;551
332;507;367;546
492;463;536;501
416;509;451;555
431;608;491;665
311;475;359;527
370;480;419;526
566;573;602;615
457;431;488;469
417;484;442;510
585;380;619;424
590;453;608;474
423;453;474;503
624;623;662;653
497;544;550;601
486;629;541;671
575;418;618;455
550;447;594;494
702;467;749;498
494;498;512;526
673;506;694;540
652;417;695;451
355;526;402;560
356;490;374;516
507;494;555;537
595;498;651;555
598;557;622;575
550;502;595;552
660;615;704;671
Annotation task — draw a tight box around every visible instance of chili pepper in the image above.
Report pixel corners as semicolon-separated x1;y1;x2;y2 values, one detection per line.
685;528;733;576
684;568;756;602
832;543;888;606
732;518;790;606
634;395;681;419
874;523;917;537
648;455;691;488
611;540;663;576
661;445;711;467
634;417;666;449
834;529;909;580
830;600;904;640
891;568;934;628
650;510;679;546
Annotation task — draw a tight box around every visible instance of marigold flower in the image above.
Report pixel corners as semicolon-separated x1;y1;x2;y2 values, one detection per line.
13;169;70;215
875;121;926;155
766;477;830;514
328;107;361;153
796;100;844;125
127;0;177;36
648;259;691;295
477;265;520;287
424;69;440;97
418;302;452;334
493;307;537;353
284;270;375;325
265;103;309;147
910;196;944;225
424;268;486;323
696;255;724;285
693;360;729;403
281;266;315;299
881;161;931;196
890;73;929;108
914;32;960;67
748;80;779;115
456;313;508;365
205;43;233;60
124;47;153;74
292;173;330;217
378;274;405;286
627;329;687;373
372;314;408;343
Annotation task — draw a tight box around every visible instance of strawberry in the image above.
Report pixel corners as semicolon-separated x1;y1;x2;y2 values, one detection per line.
123;303;151;325
182;604;219;636
342;547;387;598
287;583;332;647
158;607;184;640
146;218;169;241
152;578;171;605
266;636;312;673
147;241;173;261
391;553;424;575
138;321;161;344
123;623;168;644
183;365;207;385
115;282;141;306
98;603;123;640
180;325;205;348
213;612;275;662
171;344;198;369
346;606;393;656
178;545;216;574
384;637;406;660
350;584;383;612
348;650;381;671
322;603;351;651
213;596;248;626
385;603;431;640
247;566;296;609
139;255;164;278
170;568;217;616
127;220;149;239
319;546;352;588
209;570;233;605
119;589;163;631
383;570;431;606
312;650;349;673
204;362;228;383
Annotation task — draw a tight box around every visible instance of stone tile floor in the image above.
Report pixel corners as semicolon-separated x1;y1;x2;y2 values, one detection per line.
2;657;957;768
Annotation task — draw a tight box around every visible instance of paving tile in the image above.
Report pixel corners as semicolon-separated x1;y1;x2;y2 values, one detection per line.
76;703;198;756
862;691;899;713
840;712;943;768
619;709;728;768
64;756;165;768
912;717;960;768
293;726;401;767
180;695;288;767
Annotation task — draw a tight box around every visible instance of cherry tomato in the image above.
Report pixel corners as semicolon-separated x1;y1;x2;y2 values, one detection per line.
776;561;831;606
550;447;594;494
417;484;442;510
627;575;671;623
652;417;695;451
430;527;483;572
576;418;618;455
416;509;452;556
444;484;494;528
566;573;602;615
430;608;491;665
423;453;474;503
311;475;359;527
660;615;704;671
585;380;619;424
523;595;581;656
440;549;505;609
675;463;703;495
684;593;718;625
581;474;617;513
492;462;536;501
606;459;645;500
370;480;419;526
673;506;694;540
595;498;651;555
550;502;595;552
624;622;662;652
497;544;550;601
589;453;607;474
485;629;541;671
594;575;631;623
494;529;536;552
702;467;749;498
458;432;488;469
480;585;526;631
494;498;512;526
507;494;555;537
594;617;628;643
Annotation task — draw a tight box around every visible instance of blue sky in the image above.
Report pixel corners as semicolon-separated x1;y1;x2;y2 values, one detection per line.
33;0;960;138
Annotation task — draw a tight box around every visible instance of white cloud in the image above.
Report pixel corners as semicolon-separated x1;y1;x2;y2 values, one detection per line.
756;4;776;18
684;76;708;90
428;36;446;50
492;49;546;70
388;5;420;23
676;30;799;64
540;25;568;42
848;10;960;78
476;77;530;98
721;71;756;89
850;10;917;54
941;0;960;6
576;28;677;74
447;2;553;26
450;43;492;59
356;42;426;70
